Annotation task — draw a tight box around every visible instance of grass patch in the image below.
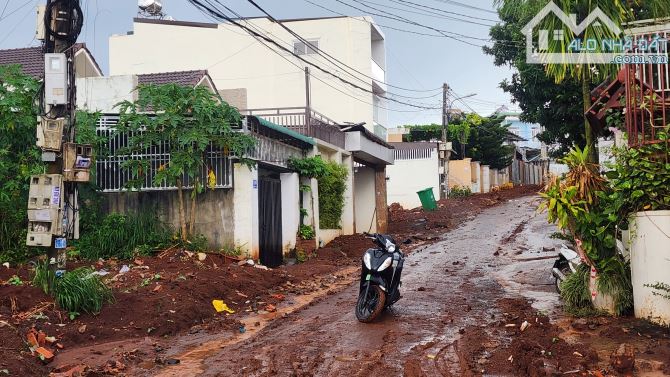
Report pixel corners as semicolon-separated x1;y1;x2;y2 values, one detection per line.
54;268;114;314
560;263;592;313
76;210;172;260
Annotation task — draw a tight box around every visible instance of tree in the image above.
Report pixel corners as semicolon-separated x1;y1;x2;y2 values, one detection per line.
0;65;42;261
116;84;256;240
403;114;514;170
492;0;669;162
485;1;585;157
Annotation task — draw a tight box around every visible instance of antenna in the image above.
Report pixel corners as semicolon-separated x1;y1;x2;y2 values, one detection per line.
137;0;166;19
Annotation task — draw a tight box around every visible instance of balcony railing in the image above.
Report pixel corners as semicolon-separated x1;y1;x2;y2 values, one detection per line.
241;107;346;149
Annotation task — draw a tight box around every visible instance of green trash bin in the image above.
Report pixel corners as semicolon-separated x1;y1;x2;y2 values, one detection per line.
416;188;437;211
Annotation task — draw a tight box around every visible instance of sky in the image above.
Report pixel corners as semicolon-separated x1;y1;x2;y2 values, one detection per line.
0;0;517;127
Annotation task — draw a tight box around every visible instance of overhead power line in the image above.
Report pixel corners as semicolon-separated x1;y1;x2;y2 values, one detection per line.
357;0;496;27
429;0;498;15
189;0;440;110
388;0;499;23
244;0;448;99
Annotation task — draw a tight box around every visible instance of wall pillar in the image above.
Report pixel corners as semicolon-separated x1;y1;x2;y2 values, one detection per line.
375;166;388;234
233;163;259;259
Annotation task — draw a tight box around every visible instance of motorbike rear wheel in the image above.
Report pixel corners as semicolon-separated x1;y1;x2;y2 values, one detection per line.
355;284;386;323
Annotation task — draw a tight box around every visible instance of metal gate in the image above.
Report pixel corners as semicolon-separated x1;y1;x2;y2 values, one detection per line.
259;177;283;267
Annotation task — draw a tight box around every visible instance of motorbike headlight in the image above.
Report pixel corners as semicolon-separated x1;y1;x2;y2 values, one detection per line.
363;252;372;270
377;256;393;272
387;244;396;253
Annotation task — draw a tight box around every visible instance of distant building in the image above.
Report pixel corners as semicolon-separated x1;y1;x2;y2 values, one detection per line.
498;111;543;149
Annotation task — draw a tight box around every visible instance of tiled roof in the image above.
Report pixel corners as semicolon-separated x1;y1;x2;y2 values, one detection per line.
137;70;209;87
0;44;102;78
0;47;44;78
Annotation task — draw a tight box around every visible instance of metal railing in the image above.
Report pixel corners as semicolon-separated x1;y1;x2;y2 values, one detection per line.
623;27;670;147
95;115;233;192
241;107;346;149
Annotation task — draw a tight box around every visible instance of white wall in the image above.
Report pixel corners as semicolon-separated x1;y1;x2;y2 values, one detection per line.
470;161;481;194
386;154;439;209
233;164;259;259
280;172;300;255
354;166;377;233
480;165;490;193
76;75;138;113
109;17;385;133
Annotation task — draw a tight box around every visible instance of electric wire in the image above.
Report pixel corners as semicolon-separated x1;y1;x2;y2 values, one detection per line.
429;0;498;15
197;0;439;113
354;0;496;27
303;0;522;48
189;0;440;110
220;0;441;107
0;0;34;22
388;0;499;23
245;0;446;95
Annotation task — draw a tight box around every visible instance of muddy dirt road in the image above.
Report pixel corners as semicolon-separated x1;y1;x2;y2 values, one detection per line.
144;196;578;376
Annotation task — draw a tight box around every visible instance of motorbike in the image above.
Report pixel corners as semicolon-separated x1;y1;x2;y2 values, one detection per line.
551;244;582;293
551;229;629;293
355;232;404;323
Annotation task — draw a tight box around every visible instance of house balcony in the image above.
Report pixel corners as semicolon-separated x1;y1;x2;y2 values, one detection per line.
241;107;346;149
371;58;387;93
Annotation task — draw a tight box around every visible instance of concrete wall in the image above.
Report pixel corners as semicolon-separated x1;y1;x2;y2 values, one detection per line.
280;172;300;254
490;169;499;188
386;153;439;209
354;166;377;234
104;188;235;250
76;75;138;113
480;165;490;193
448;158;472;189
233;164;259;259
109;17;386;133
470;161;481;194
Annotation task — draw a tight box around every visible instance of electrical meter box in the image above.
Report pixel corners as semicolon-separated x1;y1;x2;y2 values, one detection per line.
62;143;93;182
44;53;68;105
36;117;65;151
26;174;64;247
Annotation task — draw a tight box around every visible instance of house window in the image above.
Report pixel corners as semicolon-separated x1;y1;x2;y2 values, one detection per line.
294;40;319;55
553;30;564;41
508;127;520;136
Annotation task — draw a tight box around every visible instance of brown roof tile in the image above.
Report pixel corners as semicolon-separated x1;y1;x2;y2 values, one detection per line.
137;70;210;87
0;43;102;78
0;47;44;78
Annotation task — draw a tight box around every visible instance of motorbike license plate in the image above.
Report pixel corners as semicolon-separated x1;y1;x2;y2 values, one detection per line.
366;274;372;281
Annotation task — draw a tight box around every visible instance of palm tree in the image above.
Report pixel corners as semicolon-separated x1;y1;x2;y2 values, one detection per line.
497;0;668;162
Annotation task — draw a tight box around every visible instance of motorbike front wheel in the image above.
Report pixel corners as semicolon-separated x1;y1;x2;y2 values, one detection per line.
355;284;386;323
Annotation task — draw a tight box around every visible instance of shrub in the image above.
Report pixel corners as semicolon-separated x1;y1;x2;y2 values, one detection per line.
318;162;348;229
448;186;472;198
76;210;172;260
298;225;315;240
55;268;114;314
560;264;591;312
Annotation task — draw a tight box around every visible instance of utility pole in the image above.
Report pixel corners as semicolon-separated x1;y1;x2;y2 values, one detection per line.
440;83;450;199
28;0;86;278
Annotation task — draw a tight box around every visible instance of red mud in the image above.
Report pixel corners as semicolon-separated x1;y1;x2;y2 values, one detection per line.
0;185;575;376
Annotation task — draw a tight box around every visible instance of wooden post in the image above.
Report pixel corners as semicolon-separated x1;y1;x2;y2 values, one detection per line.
374;166;388;234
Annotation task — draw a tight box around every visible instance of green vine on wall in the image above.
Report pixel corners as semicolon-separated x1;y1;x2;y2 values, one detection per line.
288;156;349;230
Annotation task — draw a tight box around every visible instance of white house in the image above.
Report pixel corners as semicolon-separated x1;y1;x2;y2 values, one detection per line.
109;16;389;139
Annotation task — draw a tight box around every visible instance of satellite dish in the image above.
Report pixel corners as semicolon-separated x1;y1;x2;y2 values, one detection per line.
138;0;163;15
137;0;166;18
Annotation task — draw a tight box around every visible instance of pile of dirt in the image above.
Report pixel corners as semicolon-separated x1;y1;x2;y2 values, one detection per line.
389;184;541;241
478;298;599;376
